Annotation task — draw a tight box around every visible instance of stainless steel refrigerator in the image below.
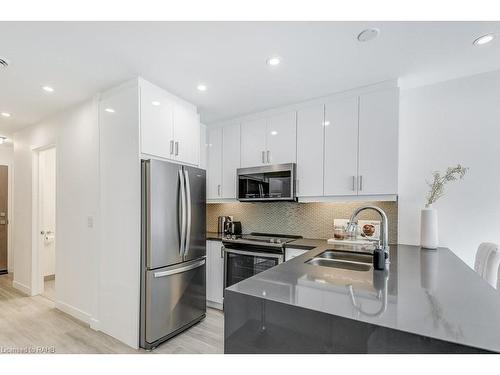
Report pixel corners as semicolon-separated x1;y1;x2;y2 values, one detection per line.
140;159;206;350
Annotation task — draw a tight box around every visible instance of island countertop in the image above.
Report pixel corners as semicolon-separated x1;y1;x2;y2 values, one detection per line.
226;243;500;353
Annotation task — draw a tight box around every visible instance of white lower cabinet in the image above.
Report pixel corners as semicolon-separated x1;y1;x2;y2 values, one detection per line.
207;127;223;199
206;240;224;308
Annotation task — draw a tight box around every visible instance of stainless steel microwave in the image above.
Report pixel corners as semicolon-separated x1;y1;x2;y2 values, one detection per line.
237;163;297;202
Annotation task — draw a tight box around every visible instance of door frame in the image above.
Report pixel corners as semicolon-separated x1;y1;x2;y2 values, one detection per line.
31;144;56;296
0;159;13;274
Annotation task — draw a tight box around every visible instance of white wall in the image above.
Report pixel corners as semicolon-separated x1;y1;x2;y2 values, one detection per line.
398;69;500;266
0;145;13;272
12;98;99;323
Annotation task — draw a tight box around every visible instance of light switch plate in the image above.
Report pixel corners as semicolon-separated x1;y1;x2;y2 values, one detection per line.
87;216;94;228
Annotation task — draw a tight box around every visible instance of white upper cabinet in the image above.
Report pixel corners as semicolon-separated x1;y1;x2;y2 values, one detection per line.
241;111;296;168
173;102;200;166
207;127;223;199
324;96;359;196
222;124;241;198
241;118;267;167
266;111;297;165
140;82;175;160
358;88;399;195
139;79;200;166
296;104;324;197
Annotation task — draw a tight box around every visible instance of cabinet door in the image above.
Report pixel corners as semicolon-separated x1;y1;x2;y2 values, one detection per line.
207;127;223;199
140;83;174;159
324;96;359;196
266;111;297;164
240;118;267;167
199;124;207;170
173;102;200;166
296;104;324;197
358;88;399;195
222;124;241;199
206;241;223;305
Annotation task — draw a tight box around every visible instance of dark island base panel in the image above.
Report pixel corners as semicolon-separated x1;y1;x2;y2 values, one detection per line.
224;290;490;354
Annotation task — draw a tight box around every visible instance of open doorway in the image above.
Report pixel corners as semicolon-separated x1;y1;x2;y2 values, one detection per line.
33;146;56;301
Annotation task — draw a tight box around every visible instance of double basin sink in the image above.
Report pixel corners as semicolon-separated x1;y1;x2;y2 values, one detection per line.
306;249;373;271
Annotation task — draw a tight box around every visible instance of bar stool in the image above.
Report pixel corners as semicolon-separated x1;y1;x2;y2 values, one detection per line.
474;242;500;288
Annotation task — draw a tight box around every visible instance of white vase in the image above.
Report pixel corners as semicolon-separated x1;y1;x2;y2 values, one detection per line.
420;206;438;249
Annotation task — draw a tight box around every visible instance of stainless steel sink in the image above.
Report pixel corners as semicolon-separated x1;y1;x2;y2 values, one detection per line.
306;250;373;271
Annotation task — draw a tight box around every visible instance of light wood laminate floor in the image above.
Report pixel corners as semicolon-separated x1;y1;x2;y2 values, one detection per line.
0;274;224;354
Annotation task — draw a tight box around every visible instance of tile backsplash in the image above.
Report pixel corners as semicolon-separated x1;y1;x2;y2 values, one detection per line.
207;201;398;243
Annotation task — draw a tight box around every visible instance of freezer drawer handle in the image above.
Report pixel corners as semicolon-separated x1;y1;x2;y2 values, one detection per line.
153;258;206;278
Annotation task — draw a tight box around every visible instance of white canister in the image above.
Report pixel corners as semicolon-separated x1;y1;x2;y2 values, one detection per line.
420;207;438;249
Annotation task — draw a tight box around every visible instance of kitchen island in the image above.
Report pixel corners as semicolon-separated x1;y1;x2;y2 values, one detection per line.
224;243;500;353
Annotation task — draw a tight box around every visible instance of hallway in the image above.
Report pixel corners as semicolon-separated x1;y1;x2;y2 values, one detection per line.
0;274;224;354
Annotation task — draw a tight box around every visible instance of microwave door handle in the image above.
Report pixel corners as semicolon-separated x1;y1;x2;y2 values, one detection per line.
183;169;192;256
178;169;187;257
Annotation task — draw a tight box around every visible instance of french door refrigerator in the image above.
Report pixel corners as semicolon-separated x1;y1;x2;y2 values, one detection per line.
140;159;206;350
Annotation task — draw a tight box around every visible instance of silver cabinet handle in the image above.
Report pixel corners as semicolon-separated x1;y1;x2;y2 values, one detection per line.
352;176;356;191
359;175;363;191
154;258;205;278
170;140;174;155
178;169;187;256
217;184;221;197
175;141;179;156
267;150;270;163
221;245;224;258
261;151;265;164
183;169;192;256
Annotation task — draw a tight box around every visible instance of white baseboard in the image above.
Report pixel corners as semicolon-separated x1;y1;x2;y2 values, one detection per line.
55;300;91;325
207;300;223;310
89;317;100;331
13;280;31;296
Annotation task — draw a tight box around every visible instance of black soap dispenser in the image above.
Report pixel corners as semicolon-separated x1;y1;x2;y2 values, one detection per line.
373;248;386;270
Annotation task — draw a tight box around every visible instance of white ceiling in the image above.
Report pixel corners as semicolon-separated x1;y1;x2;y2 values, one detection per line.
1;21;500;136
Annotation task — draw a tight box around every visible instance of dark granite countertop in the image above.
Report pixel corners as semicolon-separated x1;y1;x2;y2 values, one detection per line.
207;232;224;241
285;238;328;250
227;243;500;353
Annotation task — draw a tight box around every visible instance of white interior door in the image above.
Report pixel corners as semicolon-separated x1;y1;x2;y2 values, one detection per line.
296;104;324;197
241;118;267;167
323;96;359;196
266;111;297;164
38;147;56;288
358;88;399;195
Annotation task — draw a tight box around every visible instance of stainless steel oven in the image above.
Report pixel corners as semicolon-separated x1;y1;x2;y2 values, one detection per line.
237;163;297;202
222;233;301;291
223;245;284;289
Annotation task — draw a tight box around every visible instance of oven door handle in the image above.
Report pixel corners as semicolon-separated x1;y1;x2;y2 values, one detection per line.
223;247;284;259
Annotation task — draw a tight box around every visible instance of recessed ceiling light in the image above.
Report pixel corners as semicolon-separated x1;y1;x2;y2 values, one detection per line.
357;28;380;42
105;108;115;113
1;112;11;118
197;84;207;92
267;57;281;66
152;101;161;106
42;86;54;93
473;33;495;46
323;121;330;126
270;130;278;136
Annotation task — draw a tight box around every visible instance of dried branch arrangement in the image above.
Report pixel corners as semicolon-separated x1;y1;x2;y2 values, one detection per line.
425;164;468;208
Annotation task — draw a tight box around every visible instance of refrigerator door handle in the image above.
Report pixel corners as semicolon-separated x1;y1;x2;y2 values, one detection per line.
153;258;205;278
183;169;192;256
178;169;187;256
